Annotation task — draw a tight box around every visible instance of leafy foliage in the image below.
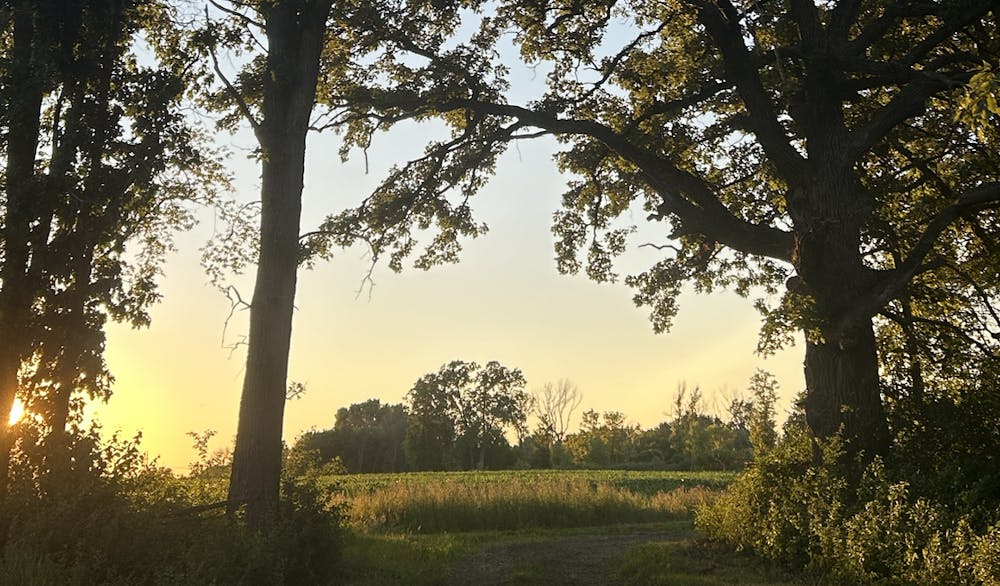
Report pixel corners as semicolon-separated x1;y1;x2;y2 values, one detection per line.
405;360;529;471
322;0;1000;467
0;0;226;485
0;422;345;585
699;378;1000;585
295;399;408;473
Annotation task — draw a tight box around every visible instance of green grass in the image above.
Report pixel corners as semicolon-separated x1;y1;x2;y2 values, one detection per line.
338;531;475;585
337;522;805;585
331;469;735;497
330;469;806;585
615;538;810;585
330;469;733;532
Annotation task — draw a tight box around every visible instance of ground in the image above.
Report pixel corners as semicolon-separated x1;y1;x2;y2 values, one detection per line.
440;524;802;586
446;530;678;585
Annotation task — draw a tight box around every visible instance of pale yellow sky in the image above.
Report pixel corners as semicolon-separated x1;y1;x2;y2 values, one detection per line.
94;126;805;472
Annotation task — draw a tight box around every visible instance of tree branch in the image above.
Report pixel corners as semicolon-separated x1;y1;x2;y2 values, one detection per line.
848;73;964;159
445;99;794;262
846;1;940;56
882;308;998;359
829;0;863;42
205;7;262;139
208;0;264;30
841;182;1000;329
696;0;807;185
941;262;1000;332
625;79;731;132
789;0;821;48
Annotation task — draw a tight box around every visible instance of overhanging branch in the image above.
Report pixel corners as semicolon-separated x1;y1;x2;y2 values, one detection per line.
444;99;794;262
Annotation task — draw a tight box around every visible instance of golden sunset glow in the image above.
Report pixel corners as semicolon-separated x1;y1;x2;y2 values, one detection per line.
8;398;24;426
91;131;806;471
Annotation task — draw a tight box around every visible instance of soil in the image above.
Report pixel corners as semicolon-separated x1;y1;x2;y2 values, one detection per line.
445;530;677;586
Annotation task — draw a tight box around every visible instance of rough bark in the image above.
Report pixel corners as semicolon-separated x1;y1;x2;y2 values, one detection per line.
226;0;333;529
803;324;889;461
788;133;890;464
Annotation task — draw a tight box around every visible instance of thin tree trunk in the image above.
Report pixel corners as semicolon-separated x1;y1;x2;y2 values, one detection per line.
226;0;332;529
227;144;305;526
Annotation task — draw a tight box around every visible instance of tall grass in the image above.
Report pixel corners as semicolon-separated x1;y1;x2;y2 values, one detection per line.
341;471;722;532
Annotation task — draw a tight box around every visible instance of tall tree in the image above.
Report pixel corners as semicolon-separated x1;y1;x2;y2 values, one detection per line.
405;360;528;470
201;0;335;527
202;0;489;523
296;399;408;473
0;0;220;490
327;0;1000;470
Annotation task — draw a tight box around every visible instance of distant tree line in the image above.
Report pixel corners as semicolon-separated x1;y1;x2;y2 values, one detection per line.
294;361;779;474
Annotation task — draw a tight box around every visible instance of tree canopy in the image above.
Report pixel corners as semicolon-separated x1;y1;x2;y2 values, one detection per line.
406;360;528;470
322;0;1000;467
0;0;222;488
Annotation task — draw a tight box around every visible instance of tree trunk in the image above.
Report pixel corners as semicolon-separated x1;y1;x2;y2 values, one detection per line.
791;169;890;468
226;144;305;526
226;0;332;529
803;321;889;461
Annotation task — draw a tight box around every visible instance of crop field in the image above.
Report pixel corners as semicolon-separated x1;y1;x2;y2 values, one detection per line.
327;469;735;533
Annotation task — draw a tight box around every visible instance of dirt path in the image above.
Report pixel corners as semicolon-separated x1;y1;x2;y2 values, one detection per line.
445;530;677;586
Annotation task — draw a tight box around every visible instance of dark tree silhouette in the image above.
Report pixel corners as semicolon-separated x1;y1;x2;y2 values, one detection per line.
406;360;528;470
201;0;335;528
202;0;485;526
0;0;220;491
297;399;408;473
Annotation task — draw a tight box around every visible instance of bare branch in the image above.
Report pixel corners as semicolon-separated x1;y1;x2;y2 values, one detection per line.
639;242;683;254
208;0;264;30
221;285;251;356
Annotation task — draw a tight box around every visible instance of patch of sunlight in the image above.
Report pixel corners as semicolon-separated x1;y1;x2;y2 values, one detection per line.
8;398;24;426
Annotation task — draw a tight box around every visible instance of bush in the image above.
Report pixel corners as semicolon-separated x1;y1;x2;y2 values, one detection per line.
0;424;345;585
697;429;1000;585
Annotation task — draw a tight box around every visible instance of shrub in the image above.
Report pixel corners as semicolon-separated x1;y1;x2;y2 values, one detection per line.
0;424;345;585
697;430;1000;585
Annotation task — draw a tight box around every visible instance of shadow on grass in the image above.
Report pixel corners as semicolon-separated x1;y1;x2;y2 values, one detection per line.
615;537;808;586
338;531;480;585
340;521;808;586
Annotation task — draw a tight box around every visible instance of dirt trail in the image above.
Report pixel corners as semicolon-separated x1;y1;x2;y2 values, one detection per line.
445;531;674;586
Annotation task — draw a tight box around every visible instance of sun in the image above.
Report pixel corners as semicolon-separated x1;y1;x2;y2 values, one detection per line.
8;398;24;426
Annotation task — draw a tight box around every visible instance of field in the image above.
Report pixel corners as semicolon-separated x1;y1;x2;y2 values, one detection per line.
330;469;805;585
331;469;732;533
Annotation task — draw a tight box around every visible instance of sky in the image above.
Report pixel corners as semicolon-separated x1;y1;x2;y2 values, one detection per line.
89;121;805;472
80;26;808;472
